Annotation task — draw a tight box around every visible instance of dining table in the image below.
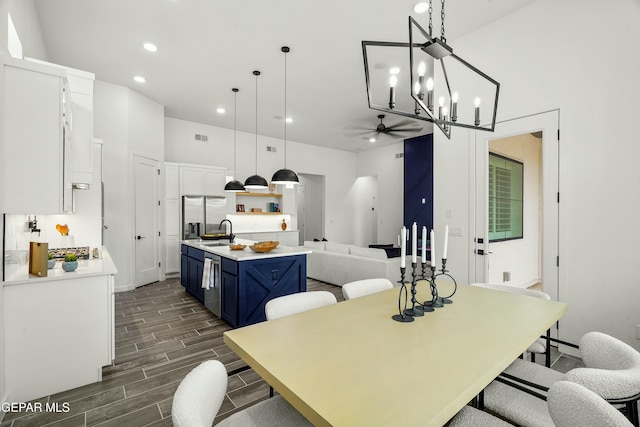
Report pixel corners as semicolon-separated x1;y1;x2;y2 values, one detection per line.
223;282;568;427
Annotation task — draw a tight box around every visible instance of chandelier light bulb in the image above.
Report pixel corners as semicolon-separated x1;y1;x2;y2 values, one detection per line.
474;97;481;107
414;80;421;95
418;61;426;77
451;92;459;122
389;75;398;88
389;75;398;109
474;97;481;126
426;77;434;91
438;96;445;107
452;92;459;103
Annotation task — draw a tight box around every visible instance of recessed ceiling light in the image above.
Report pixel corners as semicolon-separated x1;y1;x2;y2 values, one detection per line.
413;2;429;13
143;42;158;52
216;107;226;114
285;117;293;124
369;137;376;143
389;66;401;75
134;75;146;83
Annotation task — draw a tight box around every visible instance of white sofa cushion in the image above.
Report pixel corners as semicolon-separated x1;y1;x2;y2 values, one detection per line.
325;241;351;254
303;241;326;251
349;245;388;259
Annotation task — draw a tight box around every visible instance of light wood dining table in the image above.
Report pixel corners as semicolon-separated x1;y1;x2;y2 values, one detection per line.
223;283;568;427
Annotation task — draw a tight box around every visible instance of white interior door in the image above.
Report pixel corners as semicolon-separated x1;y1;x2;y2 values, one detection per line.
472;110;559;301
134;155;160;287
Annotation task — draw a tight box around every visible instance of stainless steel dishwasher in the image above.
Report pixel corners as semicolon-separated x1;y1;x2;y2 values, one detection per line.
203;253;221;317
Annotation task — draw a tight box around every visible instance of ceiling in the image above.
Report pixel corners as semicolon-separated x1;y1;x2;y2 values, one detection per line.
33;0;537;152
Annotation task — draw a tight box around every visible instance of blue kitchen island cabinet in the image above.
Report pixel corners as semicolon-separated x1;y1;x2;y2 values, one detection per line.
180;244;205;304
221;254;307;328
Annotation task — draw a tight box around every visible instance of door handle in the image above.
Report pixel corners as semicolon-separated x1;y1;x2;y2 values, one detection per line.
136;235;145;240
475;249;493;255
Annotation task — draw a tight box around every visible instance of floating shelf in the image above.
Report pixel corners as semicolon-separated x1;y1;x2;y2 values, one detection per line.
236;192;282;198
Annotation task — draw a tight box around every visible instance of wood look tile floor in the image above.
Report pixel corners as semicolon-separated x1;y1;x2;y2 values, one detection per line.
1;278;592;427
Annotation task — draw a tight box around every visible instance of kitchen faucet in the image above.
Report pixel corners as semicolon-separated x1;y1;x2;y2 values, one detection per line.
219;219;234;243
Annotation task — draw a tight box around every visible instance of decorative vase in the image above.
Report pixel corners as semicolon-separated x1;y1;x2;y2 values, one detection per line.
47;259;56;269
62;260;78;272
281;219;287;231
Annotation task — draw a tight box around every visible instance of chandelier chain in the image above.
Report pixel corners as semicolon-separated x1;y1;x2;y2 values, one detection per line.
428;0;433;36
440;0;446;43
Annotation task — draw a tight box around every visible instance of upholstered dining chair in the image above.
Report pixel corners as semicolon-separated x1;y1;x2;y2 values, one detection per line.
483;331;640;427
172;359;312;427
265;291;337;320
341;278;393;300
447;380;635;427
470;282;552;365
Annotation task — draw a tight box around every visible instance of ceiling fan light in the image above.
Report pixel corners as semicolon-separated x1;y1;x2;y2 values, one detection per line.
271;168;299;185
224;179;245;192
244;174;268;189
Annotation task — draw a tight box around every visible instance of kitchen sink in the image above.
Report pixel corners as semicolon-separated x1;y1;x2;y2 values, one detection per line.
201;241;227;247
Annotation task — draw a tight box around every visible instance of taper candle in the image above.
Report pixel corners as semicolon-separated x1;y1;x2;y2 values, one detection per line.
421;226;427;263
430;229;437;270
443;224;449;260
411;222;417;264
400;227;406;268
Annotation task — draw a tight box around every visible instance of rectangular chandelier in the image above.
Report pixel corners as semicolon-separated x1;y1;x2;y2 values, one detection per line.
362;16;500;139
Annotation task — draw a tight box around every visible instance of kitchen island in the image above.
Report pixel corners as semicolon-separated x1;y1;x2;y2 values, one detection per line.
2;247;117;402
180;240;311;328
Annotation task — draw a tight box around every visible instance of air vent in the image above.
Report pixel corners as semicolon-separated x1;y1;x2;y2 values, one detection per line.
396;153;404;158
266;146;277;152
194;134;209;142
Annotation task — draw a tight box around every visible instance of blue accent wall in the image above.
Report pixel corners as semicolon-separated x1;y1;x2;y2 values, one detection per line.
404;134;433;254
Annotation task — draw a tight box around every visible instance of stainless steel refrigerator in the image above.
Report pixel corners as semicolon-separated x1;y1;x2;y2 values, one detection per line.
182;195;228;239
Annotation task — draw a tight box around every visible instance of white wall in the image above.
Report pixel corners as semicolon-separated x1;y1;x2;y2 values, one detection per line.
0;0;6;408
165;118;358;244
3;0;47;60
434;0;640;349
95;82;165;291
487;134;541;288
356;142;405;245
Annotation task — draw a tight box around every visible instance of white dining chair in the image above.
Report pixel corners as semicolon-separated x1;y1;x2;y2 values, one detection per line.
172;359;312;427
471;282;552;365
265;291;337;320
341;278;393;300
483;331;640;427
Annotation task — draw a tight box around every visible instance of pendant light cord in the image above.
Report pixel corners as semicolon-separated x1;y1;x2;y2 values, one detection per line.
253;70;260;175
282;46;290;169
233;88;238;176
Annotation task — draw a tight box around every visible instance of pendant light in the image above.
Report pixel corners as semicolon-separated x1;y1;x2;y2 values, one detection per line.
224;88;246;192
244;70;269;190
271;46;299;185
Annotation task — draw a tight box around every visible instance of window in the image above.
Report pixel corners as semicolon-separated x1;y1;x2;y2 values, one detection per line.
489;152;523;242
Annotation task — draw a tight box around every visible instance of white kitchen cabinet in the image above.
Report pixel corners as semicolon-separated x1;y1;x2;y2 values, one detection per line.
180;164;226;196
2;57;71;214
164;163;181;275
25;57;95;188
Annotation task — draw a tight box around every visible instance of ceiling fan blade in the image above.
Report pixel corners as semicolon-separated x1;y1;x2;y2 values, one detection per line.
387;127;423;133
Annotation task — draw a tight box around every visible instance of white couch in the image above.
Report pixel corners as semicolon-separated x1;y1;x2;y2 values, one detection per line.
304;241;407;287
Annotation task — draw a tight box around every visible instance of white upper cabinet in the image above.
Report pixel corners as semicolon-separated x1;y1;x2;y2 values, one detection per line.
3;57;71;214
180;164;225;196
164;163;180;199
25;58;95;188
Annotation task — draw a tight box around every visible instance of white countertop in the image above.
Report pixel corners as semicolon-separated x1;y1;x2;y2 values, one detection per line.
3;246;118;286
182;239;311;262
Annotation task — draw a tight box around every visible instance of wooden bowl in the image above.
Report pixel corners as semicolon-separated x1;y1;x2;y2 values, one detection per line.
229;244;246;251
249;241;279;253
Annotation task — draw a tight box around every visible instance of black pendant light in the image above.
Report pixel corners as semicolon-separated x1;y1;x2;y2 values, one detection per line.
224;88;246;192
271;46;299;185
244;70;269;190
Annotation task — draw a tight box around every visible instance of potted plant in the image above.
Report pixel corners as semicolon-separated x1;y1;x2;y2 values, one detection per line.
47;252;56;269
62;253;78;272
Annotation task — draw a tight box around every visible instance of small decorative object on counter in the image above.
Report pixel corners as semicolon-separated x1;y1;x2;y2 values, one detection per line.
47;252;55;269
281;219;287;231
62;253;78;272
249;241;279;253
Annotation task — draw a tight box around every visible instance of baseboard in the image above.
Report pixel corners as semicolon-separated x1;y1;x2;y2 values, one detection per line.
114;283;135;293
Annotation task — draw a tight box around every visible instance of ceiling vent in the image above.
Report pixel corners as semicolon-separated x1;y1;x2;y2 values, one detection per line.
266;146;277;152
194;133;208;142
396;153;404;159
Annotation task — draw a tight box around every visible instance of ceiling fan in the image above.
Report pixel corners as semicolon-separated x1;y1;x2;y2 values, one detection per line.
344;114;423;141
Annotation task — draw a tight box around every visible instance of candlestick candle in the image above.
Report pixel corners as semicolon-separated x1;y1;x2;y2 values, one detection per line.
430;229;437;270
443;225;449;260
400;227;406;268
421;226;427;263
411;222;417;264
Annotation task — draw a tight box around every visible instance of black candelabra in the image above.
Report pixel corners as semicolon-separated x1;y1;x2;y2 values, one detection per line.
392;258;457;323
